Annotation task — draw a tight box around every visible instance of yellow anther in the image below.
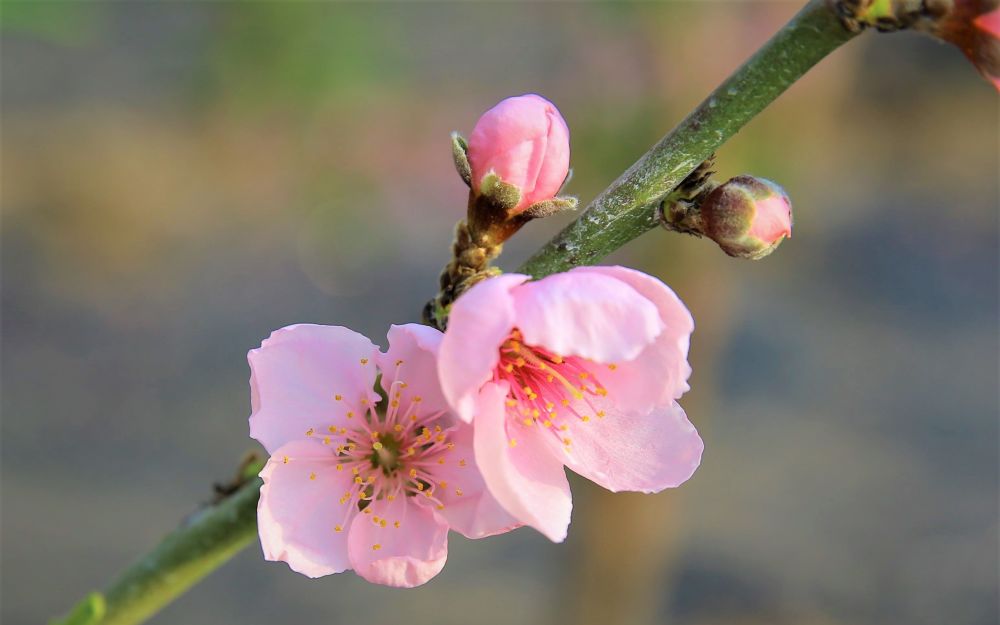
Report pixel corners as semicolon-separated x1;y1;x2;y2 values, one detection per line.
549;411;557;419
438;458;446;465
608;363;618;371
543;420;552;428
532;409;540;418
410;415;417;422
434;425;442;433
334;524;343;532
334;394;343;401
509;438;518;447
563;438;572;446
336;464;344;471
436;504;445;510
596;388;608;397
367;476;376;483
504;364;514;373
395;359;404;366
559;425;568;431
446;442;455;449
506;399;517;407
372;441;383;450
417;482;424;491
455;488;464;497
340;427;347;435
581;416;591;422
515;357;526;367
439;481;448;489
394;424;403;432
545;402;554;411
379;519;387;528
394;521;401;528
347;411;354;418
387;494;396;501
561;399;570;406
372;543;381;551
597;410;606;418
372;431;381;439
352;467;360;475
436;434;445;443
323;437;331;445
363;508;373;515
413;396;422;403
391;400;399;408
552;355;563;364
523;418;533;426
546;375;555;383
424;490;433;498
354;477;363;484
282;456;289;464
523;385;533;394
579;372;589;380
400;382;408;389
305;428;314;437
360;398;369;406
458;459;467;467
309;472;317;480
360;358;369;365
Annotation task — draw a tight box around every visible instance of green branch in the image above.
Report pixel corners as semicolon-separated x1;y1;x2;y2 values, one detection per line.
518;0;858;278
52;477;262;625
52;2;859;624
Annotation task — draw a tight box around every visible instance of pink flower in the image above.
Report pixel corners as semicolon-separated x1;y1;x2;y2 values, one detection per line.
249;323;518;587
699;175;793;260
437;267;704;542
467;94;571;213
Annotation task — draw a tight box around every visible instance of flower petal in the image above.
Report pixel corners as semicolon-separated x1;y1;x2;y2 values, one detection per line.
556;399;703;493
347;495;449;588
257;440;354;578
439;274;528;422
473;382;572;542
570;266;693;406
431;422;521;539
377;324;449;417
249;324;380;454
512;271;664;364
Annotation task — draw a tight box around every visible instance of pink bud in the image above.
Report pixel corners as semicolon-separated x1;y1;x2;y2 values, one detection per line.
467;94;570;213
935;0;1000;90
699;175;793;260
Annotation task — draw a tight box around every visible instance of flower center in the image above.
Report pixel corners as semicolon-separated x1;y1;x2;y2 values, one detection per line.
495;329;613;450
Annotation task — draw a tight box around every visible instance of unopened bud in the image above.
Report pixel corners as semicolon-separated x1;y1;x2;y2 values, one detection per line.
467;94;571;215
699;175;793;260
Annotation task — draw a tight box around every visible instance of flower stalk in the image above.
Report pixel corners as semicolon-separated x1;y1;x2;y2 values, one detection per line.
52;1;860;623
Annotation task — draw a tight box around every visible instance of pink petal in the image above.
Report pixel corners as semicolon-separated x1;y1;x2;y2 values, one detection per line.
512;271;664;364
473;382;572;542
438;274;529;422
257;440;354;578
347;495;449;588
376;324;449;417
571;266;693;407
555;399;703;493
249;324;380;454
431;422;522;539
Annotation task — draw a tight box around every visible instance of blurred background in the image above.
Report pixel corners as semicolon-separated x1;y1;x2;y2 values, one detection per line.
2;2;997;624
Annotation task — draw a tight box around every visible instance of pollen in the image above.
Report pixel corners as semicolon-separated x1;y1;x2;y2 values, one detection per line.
360;358;369;365
335;394;343;401
347;411;354;418
305;428;314;437
334;524;343;532
509;438;518;447
282;456;289;464
455;488;464;497
409;468;418;478
336;464;344;471
581;416;591;422
395;359;404;366
309;472;317;480
394;424;403;432
608;363;618;371
459;459;467;467
394;521;401;528
413;396;422;403
597;410;606;418
372;543;381;551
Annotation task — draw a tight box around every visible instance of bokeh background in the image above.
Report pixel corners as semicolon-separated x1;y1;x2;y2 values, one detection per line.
2;2;997;624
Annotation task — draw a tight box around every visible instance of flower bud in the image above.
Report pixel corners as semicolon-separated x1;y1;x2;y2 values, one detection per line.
699;175;793;260
467;94;570;214
927;0;1000;90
